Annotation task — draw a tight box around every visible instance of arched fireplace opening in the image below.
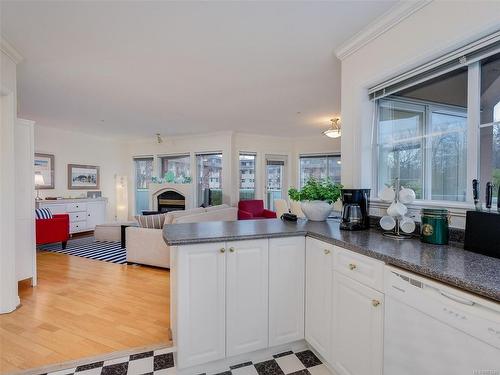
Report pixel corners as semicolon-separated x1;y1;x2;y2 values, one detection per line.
157;190;185;213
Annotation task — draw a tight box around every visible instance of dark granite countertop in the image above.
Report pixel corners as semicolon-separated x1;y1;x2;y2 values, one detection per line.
163;219;500;302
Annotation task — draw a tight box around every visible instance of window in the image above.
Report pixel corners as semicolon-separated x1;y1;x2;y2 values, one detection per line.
196;153;223;206
239;153;256;200
266;158;286;211
134;157;153;214
160;155;190;181
480;52;500;201
376;67;468;202
299;155;341;187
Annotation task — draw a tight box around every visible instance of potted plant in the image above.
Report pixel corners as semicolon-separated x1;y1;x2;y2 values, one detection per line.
288;178;343;221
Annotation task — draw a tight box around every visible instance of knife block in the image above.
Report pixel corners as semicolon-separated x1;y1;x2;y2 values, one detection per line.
464;211;500;259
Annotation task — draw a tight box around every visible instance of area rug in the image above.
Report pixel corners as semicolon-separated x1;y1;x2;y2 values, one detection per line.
39;236;127;264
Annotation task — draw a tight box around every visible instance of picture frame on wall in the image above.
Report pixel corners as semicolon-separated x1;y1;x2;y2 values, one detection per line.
34;153;55;189
68;164;100;190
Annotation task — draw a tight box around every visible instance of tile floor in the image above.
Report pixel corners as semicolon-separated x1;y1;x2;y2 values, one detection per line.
42;348;332;375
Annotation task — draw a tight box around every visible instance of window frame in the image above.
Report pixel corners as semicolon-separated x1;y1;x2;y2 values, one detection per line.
238;152;257;201
298;153;341;188
371;60;486;207
195;152;223;206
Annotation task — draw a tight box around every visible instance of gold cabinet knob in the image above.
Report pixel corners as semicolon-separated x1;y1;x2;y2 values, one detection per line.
349;263;357;271
324;249;331;255
372;299;380;307
220;248;226;253
229;247;235;253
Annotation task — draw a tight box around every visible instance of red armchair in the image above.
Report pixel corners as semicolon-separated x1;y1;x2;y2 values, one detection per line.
238;200;277;220
36;214;70;249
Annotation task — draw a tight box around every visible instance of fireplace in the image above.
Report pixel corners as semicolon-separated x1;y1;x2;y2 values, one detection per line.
157;190;186;213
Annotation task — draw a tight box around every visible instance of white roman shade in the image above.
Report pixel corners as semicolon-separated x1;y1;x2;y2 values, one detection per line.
369;30;500;100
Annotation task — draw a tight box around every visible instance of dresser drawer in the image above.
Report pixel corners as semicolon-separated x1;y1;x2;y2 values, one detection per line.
69;212;87;222
66;202;87;212
334;246;384;291
70;221;87;233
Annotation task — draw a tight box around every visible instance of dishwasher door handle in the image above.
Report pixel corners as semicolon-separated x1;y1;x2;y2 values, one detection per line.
440;290;475;306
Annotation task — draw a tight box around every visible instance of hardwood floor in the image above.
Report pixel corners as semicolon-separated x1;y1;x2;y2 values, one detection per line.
0;252;171;374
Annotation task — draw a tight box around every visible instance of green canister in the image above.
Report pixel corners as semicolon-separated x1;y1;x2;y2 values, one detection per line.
420;209;449;245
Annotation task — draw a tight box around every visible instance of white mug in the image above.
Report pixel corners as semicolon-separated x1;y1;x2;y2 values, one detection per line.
399;216;416;234
399;187;416;204
380;215;396;231
379;186;396;202
387;201;407;217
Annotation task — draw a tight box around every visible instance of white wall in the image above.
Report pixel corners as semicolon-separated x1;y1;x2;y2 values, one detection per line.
126;131;339;217
0;48;20;313
340;1;500;190
34;125;129;221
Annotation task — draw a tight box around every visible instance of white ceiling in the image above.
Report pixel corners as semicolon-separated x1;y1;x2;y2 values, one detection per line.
1;1;396;139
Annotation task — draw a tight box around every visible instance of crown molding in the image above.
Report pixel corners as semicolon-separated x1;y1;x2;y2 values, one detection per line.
0;36;23;64
335;0;432;61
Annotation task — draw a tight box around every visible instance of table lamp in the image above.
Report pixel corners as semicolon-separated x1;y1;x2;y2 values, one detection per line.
35;172;45;200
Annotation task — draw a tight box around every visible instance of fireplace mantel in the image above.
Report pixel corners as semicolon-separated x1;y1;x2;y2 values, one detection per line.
149;183;194;211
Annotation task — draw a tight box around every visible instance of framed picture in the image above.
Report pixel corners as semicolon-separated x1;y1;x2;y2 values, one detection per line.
34;153;55;189
68;164;100;190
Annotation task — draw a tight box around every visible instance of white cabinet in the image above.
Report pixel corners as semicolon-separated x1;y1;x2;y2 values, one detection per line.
177;242;226;368
86;201;106;230
175;239;269;368
269;236;305;347
226;239;269;356
305;237;333;361
330;272;384;375
36;198;107;234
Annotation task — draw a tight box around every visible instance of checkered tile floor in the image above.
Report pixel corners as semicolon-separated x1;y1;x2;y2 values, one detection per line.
42;348;331;375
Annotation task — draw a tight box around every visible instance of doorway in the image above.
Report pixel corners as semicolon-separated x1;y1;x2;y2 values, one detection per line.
265;155;288;211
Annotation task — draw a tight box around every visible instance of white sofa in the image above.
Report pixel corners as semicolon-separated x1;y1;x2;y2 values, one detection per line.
126;204;237;268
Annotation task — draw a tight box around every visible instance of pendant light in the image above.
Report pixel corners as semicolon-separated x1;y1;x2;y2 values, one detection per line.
323;118;341;138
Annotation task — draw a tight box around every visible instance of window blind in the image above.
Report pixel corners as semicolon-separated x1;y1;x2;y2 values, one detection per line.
369;30;500;100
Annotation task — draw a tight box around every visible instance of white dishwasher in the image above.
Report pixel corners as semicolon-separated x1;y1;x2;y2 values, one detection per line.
384;266;500;375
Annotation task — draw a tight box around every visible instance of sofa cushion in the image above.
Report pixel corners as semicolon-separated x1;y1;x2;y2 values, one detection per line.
204;204;229;212
173;207;237;224
35;207;53;220
165;207;206;224
135;213;168;229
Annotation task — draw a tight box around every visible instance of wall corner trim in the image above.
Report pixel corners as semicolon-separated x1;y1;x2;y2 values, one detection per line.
1;36;24;64
334;0;432;61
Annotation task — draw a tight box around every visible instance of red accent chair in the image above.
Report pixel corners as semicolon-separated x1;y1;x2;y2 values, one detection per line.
238;200;277;220
36;214;70;249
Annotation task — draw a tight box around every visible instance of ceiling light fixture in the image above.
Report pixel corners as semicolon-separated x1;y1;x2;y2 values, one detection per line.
156;133;163;144
323;118;341;138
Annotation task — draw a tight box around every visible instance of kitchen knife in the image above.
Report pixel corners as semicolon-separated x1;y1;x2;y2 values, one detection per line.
485;181;493;211
472;179;481;211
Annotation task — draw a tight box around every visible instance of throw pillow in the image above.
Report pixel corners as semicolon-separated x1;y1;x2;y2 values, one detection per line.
35;207;53;219
135;213;167;229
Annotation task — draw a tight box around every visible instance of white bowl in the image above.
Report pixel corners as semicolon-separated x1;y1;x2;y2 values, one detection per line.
387;201;407;217
399;216;416;234
300;201;333;221
379;187;396;202
380;215;396;231
399;188;416;204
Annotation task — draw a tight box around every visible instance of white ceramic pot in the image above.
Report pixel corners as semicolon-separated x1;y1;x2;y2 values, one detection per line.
300;201;333;221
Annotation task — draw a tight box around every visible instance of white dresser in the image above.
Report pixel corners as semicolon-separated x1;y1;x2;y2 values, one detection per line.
36;198;107;234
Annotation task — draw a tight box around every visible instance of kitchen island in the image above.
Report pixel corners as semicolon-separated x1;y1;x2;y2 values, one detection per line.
163;218;500;375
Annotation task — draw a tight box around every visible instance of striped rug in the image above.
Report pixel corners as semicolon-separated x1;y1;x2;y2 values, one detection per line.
39;237;127;264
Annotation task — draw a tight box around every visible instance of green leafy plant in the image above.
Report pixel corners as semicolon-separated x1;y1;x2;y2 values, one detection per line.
288;177;343;204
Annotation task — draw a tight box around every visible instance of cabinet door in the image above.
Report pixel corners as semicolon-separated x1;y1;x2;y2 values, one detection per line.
177;242;226;368
269;236;305;347
86;201;105;230
305;237;333;360
226;239;269;357
331;272;384;375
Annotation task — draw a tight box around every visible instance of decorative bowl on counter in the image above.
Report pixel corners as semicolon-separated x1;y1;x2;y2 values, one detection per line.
300;201;334;221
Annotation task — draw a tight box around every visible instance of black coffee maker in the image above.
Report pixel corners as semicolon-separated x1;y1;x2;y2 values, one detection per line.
340;189;370;231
